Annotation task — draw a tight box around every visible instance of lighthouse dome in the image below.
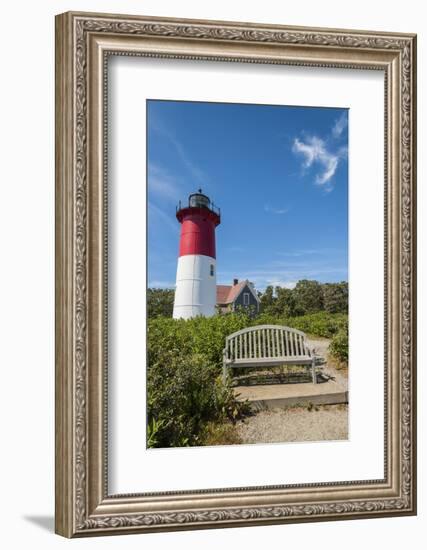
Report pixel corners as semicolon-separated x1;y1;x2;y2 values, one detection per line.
189;189;210;209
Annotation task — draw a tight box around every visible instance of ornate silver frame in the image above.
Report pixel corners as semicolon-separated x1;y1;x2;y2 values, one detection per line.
55;11;417;537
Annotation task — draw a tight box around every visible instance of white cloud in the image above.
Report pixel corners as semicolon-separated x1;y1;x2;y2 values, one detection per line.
264;204;289;215
148;164;181;201
277;248;338;258
292;136;340;189
148;200;178;234
171;138;206;184
332;112;348;139
150;115;207;185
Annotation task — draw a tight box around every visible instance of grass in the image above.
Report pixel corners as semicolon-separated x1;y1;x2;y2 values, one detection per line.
200;420;242;446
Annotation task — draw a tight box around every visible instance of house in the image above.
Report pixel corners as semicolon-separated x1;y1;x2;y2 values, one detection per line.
216;278;260;314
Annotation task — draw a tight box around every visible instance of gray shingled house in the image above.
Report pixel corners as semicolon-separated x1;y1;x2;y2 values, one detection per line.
216;278;260;314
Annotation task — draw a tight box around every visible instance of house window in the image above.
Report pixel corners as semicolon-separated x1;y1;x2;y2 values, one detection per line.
210;264;214;276
243;292;250;306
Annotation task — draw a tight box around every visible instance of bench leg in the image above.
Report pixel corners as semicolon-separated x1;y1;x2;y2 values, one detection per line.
222;362;228;385
311;358;317;384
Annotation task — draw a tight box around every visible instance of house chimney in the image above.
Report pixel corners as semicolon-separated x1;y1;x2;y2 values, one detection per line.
233;278;238;286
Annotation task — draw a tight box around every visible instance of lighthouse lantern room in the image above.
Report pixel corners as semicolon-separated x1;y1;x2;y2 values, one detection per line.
173;190;221;319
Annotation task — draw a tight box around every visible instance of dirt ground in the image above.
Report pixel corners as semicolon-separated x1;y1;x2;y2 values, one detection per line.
236;404;348;444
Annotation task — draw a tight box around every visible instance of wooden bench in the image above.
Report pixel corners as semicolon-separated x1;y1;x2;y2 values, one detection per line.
222;324;317;384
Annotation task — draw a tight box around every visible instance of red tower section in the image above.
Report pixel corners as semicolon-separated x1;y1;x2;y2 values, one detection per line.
176;191;221;258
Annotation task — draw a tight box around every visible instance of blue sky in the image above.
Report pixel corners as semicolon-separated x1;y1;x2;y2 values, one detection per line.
147;100;348;291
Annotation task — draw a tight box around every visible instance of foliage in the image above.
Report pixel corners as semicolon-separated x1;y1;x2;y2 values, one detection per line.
294;279;324;314
200;421;243;446
259;285;275;312
257;280;348;318
322;282;349;314
147;333;251;448
329;322;349;365
275;286;300;317
147;352;217;447
260;286;300;317
148;311;250;367
147;287;349;447
147;288;175;318
146;417;168;448
147;279;348;320
253;311;347;339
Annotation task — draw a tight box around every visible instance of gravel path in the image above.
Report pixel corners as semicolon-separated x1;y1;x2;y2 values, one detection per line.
236;404;348;444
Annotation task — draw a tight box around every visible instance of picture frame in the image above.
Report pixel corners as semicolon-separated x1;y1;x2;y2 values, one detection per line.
55;11;417;537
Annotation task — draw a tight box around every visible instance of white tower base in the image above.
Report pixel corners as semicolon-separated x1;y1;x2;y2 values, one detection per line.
173;255;217;319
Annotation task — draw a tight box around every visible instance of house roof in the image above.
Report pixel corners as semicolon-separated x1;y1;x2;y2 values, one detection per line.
216;285;233;304
216;280;260;304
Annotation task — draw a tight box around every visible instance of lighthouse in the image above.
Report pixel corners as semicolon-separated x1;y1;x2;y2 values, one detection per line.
173;190;221;319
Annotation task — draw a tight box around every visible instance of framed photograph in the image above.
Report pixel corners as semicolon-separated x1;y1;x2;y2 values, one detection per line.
55;11;417;537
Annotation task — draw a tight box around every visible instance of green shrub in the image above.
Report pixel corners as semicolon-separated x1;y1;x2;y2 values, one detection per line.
147;351;248;448
329;325;349;365
147;288;174;317
253;311;347;339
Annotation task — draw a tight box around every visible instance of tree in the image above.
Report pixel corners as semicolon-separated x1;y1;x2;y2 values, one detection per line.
259;285;275;313
274;286;300;317
147;288;175;318
294;280;324;314
322;282;348;314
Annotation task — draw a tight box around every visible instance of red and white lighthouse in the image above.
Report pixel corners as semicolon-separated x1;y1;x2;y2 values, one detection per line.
173;190;221;319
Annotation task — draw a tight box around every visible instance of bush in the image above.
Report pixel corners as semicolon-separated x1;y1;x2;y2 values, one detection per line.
329;325;349;365
147;350;249;448
147;288;175;317
253;311;347;339
148;311;251;367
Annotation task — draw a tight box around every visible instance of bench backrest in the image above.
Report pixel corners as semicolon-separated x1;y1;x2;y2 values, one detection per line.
224;325;310;361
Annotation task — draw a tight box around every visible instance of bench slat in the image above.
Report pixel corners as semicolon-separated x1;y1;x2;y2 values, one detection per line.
273;329;277;356
231;357;313;367
275;328;280;357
